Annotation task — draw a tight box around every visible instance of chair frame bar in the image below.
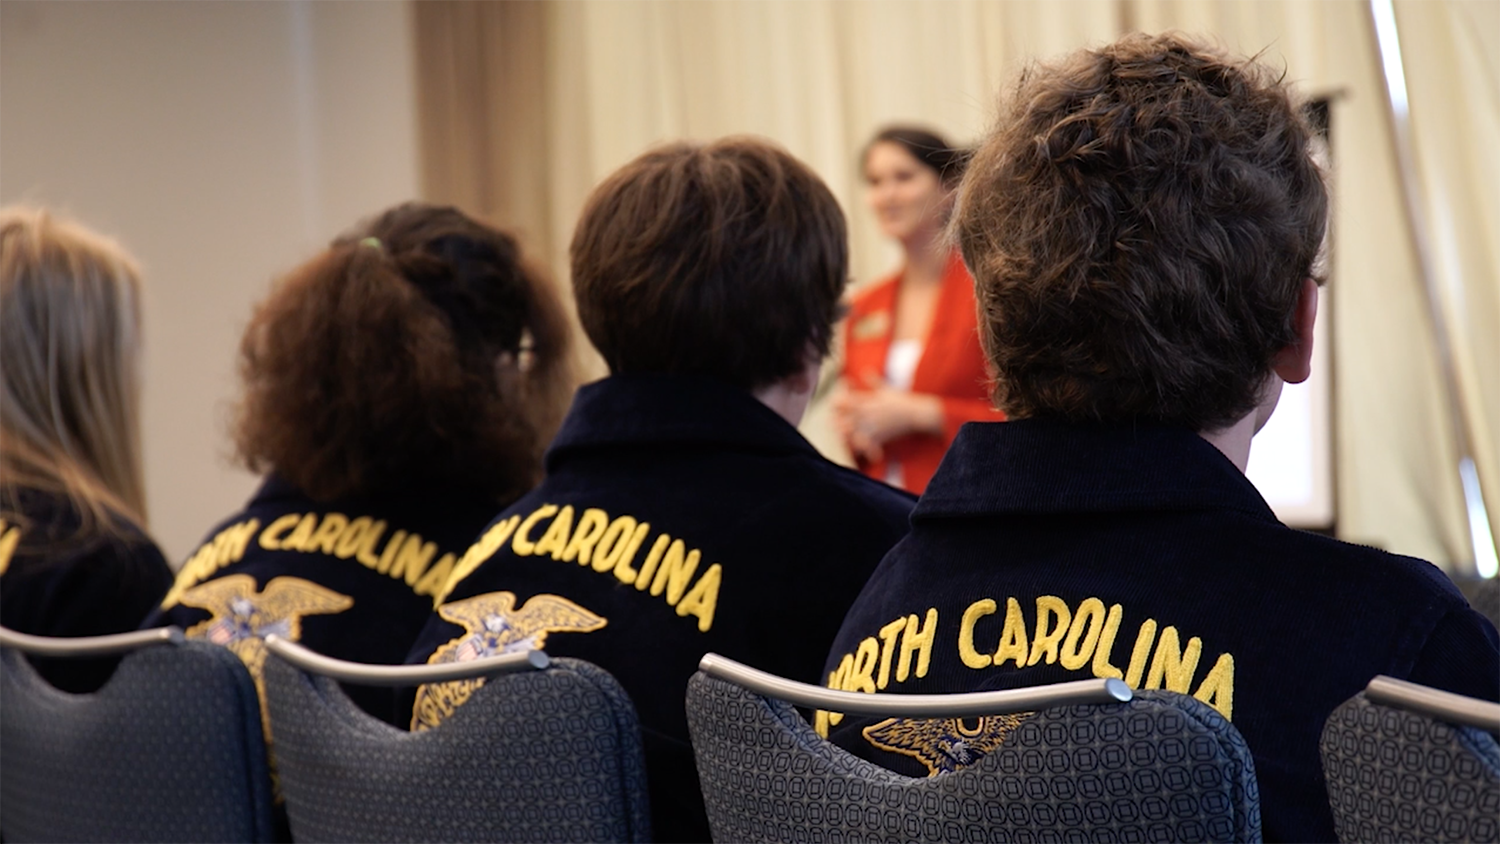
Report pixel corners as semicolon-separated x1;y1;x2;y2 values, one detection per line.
1365;674;1500;731
698;653;1131;717
263;634;548;687
0;625;183;657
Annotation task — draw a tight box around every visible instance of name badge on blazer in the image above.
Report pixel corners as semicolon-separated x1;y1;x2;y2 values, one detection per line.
851;310;891;341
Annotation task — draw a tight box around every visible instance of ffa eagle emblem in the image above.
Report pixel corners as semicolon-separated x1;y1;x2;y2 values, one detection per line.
178;574;353;737
410;591;606;731
862;713;1031;776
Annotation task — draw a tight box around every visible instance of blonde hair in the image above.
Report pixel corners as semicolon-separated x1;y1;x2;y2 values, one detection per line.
0;206;148;533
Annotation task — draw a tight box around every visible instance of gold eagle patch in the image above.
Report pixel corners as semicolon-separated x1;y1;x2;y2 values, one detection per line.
179;573;354;738
410;591;607;731
862;713;1031;776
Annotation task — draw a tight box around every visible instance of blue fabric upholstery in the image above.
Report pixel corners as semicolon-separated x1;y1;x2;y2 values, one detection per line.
262;653;650;842
1321;691;1500;843
0;642;276;842
686;671;1261;843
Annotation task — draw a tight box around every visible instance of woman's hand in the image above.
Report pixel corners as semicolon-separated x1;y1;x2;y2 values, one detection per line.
834;386;944;464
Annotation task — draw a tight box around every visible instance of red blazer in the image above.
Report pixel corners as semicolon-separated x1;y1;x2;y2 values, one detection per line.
842;252;1003;493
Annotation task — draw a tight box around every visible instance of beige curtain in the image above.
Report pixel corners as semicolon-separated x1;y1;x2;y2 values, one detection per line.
1395;0;1500;568
415;2;550;254
413;0;1499;570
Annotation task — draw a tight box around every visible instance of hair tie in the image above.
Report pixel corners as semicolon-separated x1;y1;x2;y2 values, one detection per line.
359;237;384;251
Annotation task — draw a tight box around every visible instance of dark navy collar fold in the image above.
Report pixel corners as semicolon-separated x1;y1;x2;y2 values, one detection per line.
252;474;305;505
545;374;821;470
248;473;500;516
915;419;1278;521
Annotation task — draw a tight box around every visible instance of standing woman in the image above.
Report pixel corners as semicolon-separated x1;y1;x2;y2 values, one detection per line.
0;207;174;693
147;203;572;721
835;126;1003;494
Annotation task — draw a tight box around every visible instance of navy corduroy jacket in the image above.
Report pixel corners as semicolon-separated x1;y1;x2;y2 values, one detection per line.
823;420;1500;843
405;373;916;843
147;476;501;722
2;487;173;693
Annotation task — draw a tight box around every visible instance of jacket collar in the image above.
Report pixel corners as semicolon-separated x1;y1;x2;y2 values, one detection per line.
545;374;822;470
914;419;1278;522
252;474;306;505
249;473;500;514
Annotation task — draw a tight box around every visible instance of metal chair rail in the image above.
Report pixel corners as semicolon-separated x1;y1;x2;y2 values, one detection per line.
698;652;1131;717
1365;674;1500;732
0;625;183;657
263;634;548;687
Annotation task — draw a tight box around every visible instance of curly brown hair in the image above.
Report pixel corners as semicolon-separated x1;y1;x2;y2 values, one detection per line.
234;203;572;504
955;33;1328;431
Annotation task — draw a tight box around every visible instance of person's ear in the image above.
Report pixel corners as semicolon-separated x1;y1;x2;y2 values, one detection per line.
1270;278;1318;385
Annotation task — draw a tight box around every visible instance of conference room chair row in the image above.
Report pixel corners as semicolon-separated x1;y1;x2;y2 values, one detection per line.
0;624;1495;843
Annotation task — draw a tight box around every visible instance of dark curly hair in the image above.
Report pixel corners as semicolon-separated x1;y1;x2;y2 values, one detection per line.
955;33;1328;431
234;203;572;503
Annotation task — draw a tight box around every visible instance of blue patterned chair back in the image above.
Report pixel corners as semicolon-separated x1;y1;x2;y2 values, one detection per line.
686;671;1261;843
0;642;276;842
1321;689;1500;843
261;652;651;842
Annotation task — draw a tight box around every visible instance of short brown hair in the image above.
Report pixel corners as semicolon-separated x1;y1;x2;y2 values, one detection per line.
570;137;847;389
956;33;1328;431
235;203;572;503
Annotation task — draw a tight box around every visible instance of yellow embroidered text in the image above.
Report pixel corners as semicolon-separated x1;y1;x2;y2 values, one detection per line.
816;595;1235;734
437;502;723;633
814;607;938;736
161;518;262;608
0;519;20;576
954;594;1233;720
162;512;460;609
0;518;20;578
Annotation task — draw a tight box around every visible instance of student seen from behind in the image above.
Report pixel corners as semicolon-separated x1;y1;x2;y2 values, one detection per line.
148;202;572;724
0;206;174;693
820;33;1500;843
404;137;916;842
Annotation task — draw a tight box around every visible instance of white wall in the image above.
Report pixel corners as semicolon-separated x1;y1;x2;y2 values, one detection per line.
1;1;421;563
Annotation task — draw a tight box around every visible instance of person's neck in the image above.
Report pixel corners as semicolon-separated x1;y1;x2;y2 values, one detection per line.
1200;375;1285;473
753;382;804;426
1198;412;1258;473
901;232;949;286
752;360;819;426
